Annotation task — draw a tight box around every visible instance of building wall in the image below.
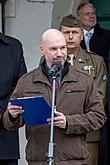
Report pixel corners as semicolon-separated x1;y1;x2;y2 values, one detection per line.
5;0;54;71
51;0;75;29
51;0;85;29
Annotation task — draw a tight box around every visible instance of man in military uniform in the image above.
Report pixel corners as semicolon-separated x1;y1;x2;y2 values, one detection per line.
59;15;107;165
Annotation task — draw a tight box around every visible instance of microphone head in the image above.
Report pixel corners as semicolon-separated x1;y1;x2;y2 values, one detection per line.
49;61;62;77
51;61;62;70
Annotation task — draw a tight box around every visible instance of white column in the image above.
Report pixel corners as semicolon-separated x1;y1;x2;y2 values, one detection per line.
0;3;2;32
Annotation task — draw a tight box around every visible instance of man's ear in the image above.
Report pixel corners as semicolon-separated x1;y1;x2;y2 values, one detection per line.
40;46;44;56
81;30;84;41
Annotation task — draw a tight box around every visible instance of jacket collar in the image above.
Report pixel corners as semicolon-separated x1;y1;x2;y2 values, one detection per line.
32;66;50;85
94;23;103;34
61;64;81;84
73;47;89;63
32;59;79;85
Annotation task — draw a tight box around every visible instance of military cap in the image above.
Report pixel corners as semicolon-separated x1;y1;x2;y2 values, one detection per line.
60;14;83;29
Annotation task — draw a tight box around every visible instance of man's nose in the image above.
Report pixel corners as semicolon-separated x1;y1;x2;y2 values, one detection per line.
57;48;62;56
89;12;96;18
69;32;73;39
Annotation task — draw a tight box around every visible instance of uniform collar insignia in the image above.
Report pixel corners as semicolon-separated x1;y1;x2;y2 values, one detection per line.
78;58;85;63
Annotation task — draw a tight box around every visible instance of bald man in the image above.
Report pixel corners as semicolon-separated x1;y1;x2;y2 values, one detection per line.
3;29;106;165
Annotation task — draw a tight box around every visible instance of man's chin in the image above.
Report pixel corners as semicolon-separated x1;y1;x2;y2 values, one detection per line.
53;59;64;63
67;44;75;49
67;47;75;51
67;48;76;54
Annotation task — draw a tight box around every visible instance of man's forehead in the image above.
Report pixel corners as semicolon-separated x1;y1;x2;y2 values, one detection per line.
80;5;95;12
42;37;66;48
49;44;66;49
61;26;81;31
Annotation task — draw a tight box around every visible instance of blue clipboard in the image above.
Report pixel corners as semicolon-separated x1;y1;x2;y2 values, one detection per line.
10;96;52;125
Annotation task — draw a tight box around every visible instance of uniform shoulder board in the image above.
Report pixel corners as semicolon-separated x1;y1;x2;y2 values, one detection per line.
85;50;97;55
102;74;107;81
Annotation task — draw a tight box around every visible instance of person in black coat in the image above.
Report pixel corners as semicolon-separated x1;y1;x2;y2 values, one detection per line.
76;2;110;69
81;23;110;69
76;2;110;165
0;32;27;165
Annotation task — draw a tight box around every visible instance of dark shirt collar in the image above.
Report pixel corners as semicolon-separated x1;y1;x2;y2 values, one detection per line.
41;58;70;83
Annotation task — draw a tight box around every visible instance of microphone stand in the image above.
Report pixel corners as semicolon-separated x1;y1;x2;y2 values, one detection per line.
48;74;57;165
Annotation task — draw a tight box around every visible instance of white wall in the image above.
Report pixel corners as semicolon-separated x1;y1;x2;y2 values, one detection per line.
51;0;75;29
5;0;54;71
51;0;87;29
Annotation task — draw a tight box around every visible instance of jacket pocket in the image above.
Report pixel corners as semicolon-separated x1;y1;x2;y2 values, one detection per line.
66;86;86;93
66;89;85;93
61;86;86;115
24;88;44;96
55;134;89;161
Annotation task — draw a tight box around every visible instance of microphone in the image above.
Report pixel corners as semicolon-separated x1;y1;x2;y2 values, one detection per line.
49;61;62;77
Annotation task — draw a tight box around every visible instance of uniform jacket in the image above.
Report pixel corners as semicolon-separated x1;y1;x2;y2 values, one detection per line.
72;47;107;104
0;32;27;159
3;60;106;165
80;24;110;69
69;47;107;142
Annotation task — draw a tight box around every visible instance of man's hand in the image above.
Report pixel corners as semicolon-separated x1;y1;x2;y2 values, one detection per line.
47;111;66;129
8;102;24;118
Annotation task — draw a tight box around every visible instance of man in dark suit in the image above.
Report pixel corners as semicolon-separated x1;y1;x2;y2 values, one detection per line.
76;2;110;165
0;32;27;165
76;2;110;69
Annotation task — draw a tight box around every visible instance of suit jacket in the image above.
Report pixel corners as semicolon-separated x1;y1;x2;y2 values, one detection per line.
81;24;110;69
0;32;27;159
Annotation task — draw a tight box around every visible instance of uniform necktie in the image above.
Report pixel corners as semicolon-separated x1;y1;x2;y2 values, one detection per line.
68;54;75;65
86;32;92;52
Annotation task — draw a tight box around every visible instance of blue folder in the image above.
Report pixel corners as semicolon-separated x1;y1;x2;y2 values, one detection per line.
10;96;52;125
